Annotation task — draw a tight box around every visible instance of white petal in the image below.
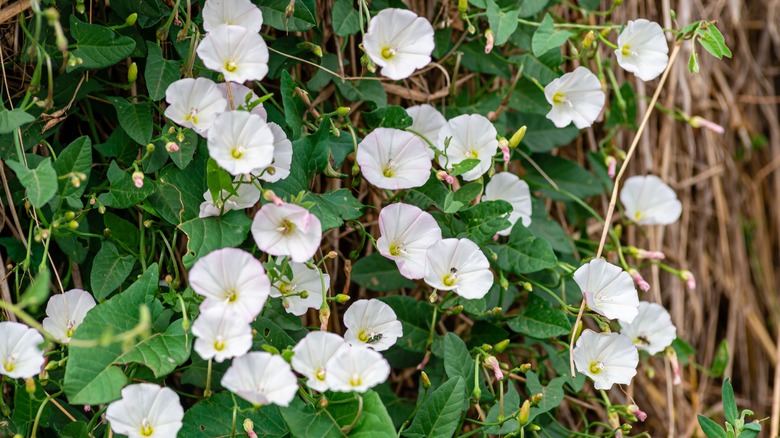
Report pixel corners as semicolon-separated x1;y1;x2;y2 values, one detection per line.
363;9;434;80
197;24;269;83
202;0;263;33
207;111;275;175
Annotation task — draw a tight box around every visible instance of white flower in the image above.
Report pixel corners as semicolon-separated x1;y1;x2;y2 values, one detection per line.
573;329;639;390
199;176;261;218
192;308;253;362
482;172;533;236
291;331;348;392
325;344;391;393
406;104;446;158
362;9;435;80
216;82;267;119
106;383;184;438
42;289;96;344
253;122;292;183
437;114;498;182
202;0;263;34
271;262;329;316
423;238;493;299
207;110;275;175
251;203;322;263
197;24;269;83
377;203;441;280
357;128;431;190
164;78;227;134
343;299;403;352
620;175;682;225
544;67;605;129
189;248;270;322
615;19;669;82
0;322;44;379
620;301;677;355
573;258;639;323
221;352;299;407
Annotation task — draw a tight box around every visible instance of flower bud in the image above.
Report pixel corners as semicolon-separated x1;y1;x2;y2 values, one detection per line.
494;339;510;353
605;156;617;179
44;8;60;22
519;363;532;373
449;304;463;315
336;106;351;117
98;205;106;214
177;132;185;142
125;13;138;26
517;400;531;425
635;249;665;261
628;269;650;292
523;282;533;292
628;404;647;422
65;211;76;220
45;360;58;371
582;31;596;49
435;170;455;185
458;0;468;13
132;171;145;188
127;62;138;84
285;2;295;18
263;190;284;207
484;355;503;380
165;142;180;153
689;116;725;134
146;143;156;152
318;395;328;408
243;419;258;438
68;220;79;230
335;294;350;304
83;405;91;412
421;371;431;389
484;29;495;54
319;305;330;331
508;126;527;148
665;347;681;385
281;349;294;363
144;220;153;228
25;378;36;395
40;229;50;240
531;393;543;406
472;386;481;400
71;176;81;187
498;137;510;163
680;270;696;291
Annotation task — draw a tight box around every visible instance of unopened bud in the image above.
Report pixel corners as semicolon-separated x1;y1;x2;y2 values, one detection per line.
319;305;330;331
326;251;338;259
680;270;696;290
605;156;617;179
83;405;91;412
40;229;51;240
491;307;502;316
45;360;58;371
484;355;503;380
165;142;180;153
498;137;510;163
472;386;481;400
421;371;431;389
518;400;531;425
318;396;328;408
334;294;350;304
177;132;185;142
125;13;138;26
508;126;527;148
146;143;156;152
449;304;463;315
285;2;295;18
458;0;468;13
467;24;476;34
484;29;495;54
127;62;138;84
132;171;144;188
635;249;665;261
65;211;76;220
336;107;350;117
299;291;309;299
628;269;650;292
98;205;106;214
665;347;681;385
531;393;543;406
243;419;258;438
143;220;153;228
435;170;455;185
263;190;284;206
582;31;596;49
494;339;510;353
68;220;79;230
628;404;647;422
25;378;36;395
689;116;725;134
523;282;533;292
281;349;294;363
71;176;81;187
519;363;532;373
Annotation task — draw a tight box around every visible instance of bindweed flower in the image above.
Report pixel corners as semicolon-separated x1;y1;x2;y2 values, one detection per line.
132;171;144;188
106;383;184;438
620;175;682;225
202;0;263;34
574;258;639;323
544;67;605;129
343;299;403;352
572;329;639;390
216;83;267;119
482;172;533;236
189;248;270;322
377;203;442;280
628;404;648;422
251;202;322;263
192;308;253;362
199;176;262;218
356;128;431;190
271;261;329;316
362;9;435;80
681;270;696;290
407;104;446;157
423;238;493;299
437;114;498;181
207;111;275;175
253;123;292;183
628;269;651;292
325;344;391;393
42;289;96;343
620;301;677;355
0;322;44;379
615;19;669;82
484;355;503;380
665;347;682;385
164;78;227;135
291;331;348;392
221;352;298;407
197;24;269;83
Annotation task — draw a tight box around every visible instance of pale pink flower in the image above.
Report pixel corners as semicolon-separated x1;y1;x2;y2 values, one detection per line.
42;289;96;343
573;330;639;390
482;172;532;236
291;331;348;392
620;301;677;355
544;67;605;129
106;383;184;438
357;128;431;190
251;203;322;263
615;19;669;82
202;0;263;33
574;259;639;323
437;114;498;181
363;9;435;80
221;352;299;407
192;308;253;362
164;78;227;135
207;111;275;175
197;24;269;83
271;261;329;316
620;175;682;226
325;344;391;393
423;238;493;299
377;203;441;280
343;299;403;352
0;322;44;379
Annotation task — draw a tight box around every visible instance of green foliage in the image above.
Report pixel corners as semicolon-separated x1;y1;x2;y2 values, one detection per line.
697;379;762;438
0;108;35;134
403;377;466;438
6;158;58;208
68;16;136;71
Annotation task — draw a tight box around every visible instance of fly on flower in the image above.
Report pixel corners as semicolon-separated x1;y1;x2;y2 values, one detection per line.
164;78;227;135
106;383;183;438
482;172;533;236
221;351;299;407
544;66;605;129
197;24;269;83
572;329;639;390
42;289;96;344
291;331;348;392
437;114;498;182
271;261;329;316
343;299;403;352
377;202;442;280
423;238;493;299
573;258;639;323
362;8;435;80
615;19;669;82
620;175;682;225
620;301;677;355
357;128;432;190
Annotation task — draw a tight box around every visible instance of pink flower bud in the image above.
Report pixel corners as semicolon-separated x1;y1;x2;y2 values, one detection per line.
165;141;180;152
132;171;144;188
484;29;495;54
665;347;681;385
84;405;91;412
484;355;503;380
498;138;510;163
628;404;647;422
262;190;284;207
606;156;617;179
680;270;696;291
636;249;666;261
435;170;455;185
628;269;650;292
690;116;725;135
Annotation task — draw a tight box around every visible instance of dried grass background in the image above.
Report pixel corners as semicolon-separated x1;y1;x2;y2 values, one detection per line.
1;0;779;436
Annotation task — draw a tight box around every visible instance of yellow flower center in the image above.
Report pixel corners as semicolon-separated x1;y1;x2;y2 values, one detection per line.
552;92;566;105
3;360;15;373
621;44;632;57
589;360;604;374
185;108;199;125
634;211;643;220
279;219;296;235
140;419;154;437
466;149;479;159
214;336;226;351
224;289;238;302
315;368;326;381
442;269;458;287
65;327;75;338
389;243;402;256
230;147;244;159
382;165;395;178
358;329;370;343
225;60;239;73
349;374;363;387
279;282;295;295
380;46;396;60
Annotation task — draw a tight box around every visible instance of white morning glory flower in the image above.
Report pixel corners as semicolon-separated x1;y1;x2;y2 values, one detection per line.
544;66;605;129
192;307;253;362
164;78;227;135
106;383;184;438
253;122;292;183
199;175;261;218
482;172;533;236
620;175;682;226
189;247;271;322
251;202;322;263
197;24;269;83
291;331;348;392
42;289;96;344
615;19;669;82
343;299;403;352
357;128;431;190
221;351;299;407
271;261;329;316
202;0;263;34
573;258;639;323
207;110;275;175
573;329;639;390
437;114;498;182
325;344;391;393
216;82;267;119
377;202;441;280
0;322;44;379
407;104;446;158
620;301;677;355
423;238;493;299
362;8;435;80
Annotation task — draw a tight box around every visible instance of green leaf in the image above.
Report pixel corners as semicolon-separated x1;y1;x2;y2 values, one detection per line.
710;339;729;378
168;128;198;170
380;296;435;353
115;318;191;376
68;16;136;71
148;162;204;225
98;163;153;208
508;294;571;338
486;0;520;46
698;415;727;438
259;0;316;32
281;71;306;139
532;14;574;57
722;378;738;424
484;382;520;434
443;333;476;400
457;200;512;243
144;41;182;101
108;97;153;145
403;377;466;438
453;182;483;205
332;0;361;36
179;210;253;268
13;380;50;434
459;40;512;78
525;372;566;422
19;266;50;311
523;154;604;201
519;113;580;152
406;174;449;210
689;49;700;74
90;241;137;300
487;224;557;275
697;24;732;59
336;77;388;108
181;392;288;437
6;158;58;208
304;189;365;231
364;106;413;129
281;391;395;438
53;136;92;199
442;192;464;213
352;253;415;292
0;108;35;134
448;158;480;176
